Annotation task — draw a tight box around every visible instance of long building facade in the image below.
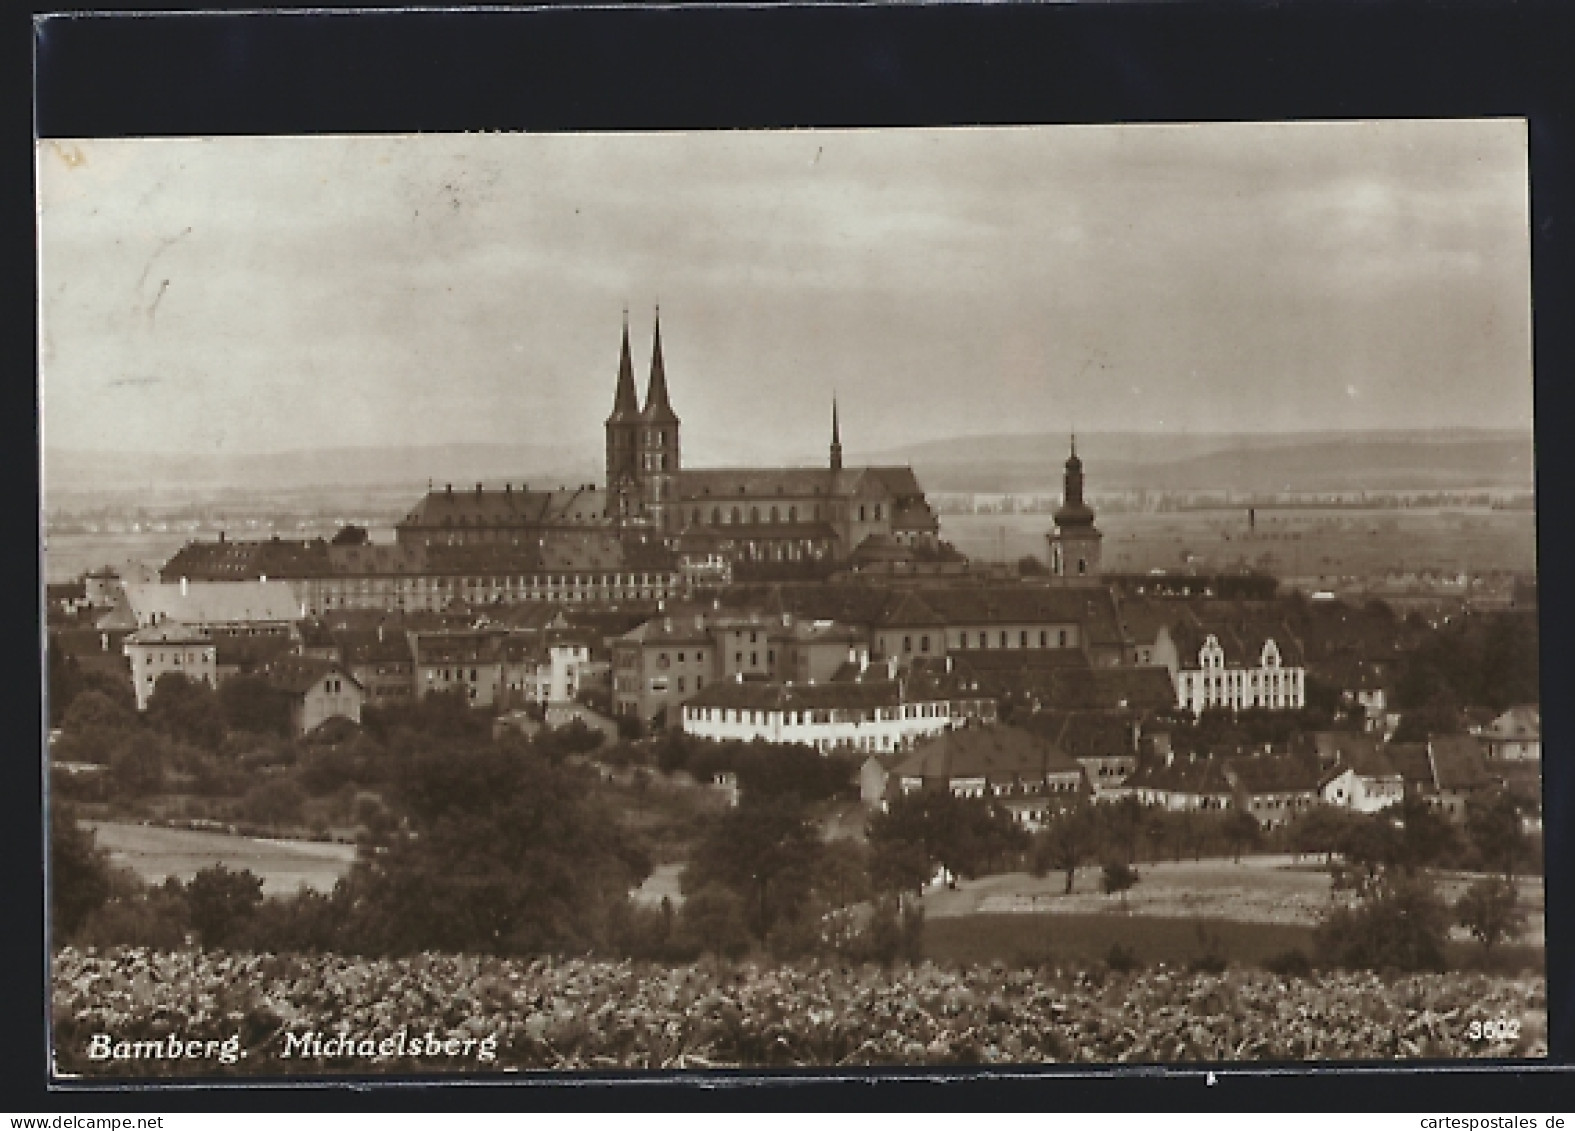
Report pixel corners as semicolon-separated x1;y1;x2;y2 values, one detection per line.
394;312;943;565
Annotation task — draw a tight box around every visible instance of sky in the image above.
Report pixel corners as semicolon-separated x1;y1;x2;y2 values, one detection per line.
37;120;1533;466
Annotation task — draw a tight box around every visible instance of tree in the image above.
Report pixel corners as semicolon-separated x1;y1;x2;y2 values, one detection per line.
1455;877;1527;957
675;882;752;960
186;865;265;949
1466;791;1525;879
1034;807;1099;894
1101;860;1140;907
683;795;823;939
1391;704;1462;744
1287;805;1353;864
218;674;293;737
1221;808;1264;863
147;673;226;750
60;689;137;737
241;778;307;828
47;646;85;727
343;746;649;956
1099;796;1146;865
868;837;932;896
868;790;1025;886
1314;872;1450;972
50;808;111;943
1395;794;1459;873
109;731;167;797
1018;555;1047;576
1335;811;1403;887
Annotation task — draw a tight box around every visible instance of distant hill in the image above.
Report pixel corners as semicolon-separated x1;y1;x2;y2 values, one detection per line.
43;428;1535;505
43;443;603;500
859;429;1536;495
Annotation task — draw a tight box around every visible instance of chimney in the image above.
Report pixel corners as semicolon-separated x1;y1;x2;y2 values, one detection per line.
180;577;188;596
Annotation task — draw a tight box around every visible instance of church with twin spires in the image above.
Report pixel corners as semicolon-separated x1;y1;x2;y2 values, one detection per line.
396;309;1099;578
602;309;942;566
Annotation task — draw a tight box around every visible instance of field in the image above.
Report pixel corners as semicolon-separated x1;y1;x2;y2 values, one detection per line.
941;507;1537;581
85;822;355;896
51;948;1549;1074
918;857;1545;943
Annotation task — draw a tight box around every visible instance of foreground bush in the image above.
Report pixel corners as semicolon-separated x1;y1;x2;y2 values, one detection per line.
52;948;1545;1076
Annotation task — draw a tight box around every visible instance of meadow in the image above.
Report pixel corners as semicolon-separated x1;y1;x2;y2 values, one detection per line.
85;821;354;896
941;507;1537;580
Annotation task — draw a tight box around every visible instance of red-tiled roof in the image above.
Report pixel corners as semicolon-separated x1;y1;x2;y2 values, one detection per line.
893;726;1083;785
1428;735;1492;791
266;655;361;696
687;678;903;712
1224;753;1323;795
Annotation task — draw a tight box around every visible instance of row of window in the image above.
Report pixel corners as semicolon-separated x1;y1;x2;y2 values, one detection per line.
686;702;952;727
140;651;212;666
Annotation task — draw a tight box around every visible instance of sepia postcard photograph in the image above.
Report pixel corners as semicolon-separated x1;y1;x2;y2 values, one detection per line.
37;119;1546;1082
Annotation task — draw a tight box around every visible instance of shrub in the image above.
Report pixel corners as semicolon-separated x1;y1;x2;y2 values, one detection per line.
1264;948;1313;978
1105;943;1143;973
1314;873;1449;973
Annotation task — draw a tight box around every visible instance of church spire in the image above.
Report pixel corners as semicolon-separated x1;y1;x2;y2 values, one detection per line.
642;304;678;424
830;396;843;471
607;308;639;423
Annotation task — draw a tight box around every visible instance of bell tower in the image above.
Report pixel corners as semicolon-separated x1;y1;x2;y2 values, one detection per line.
637;306;681;533
604;310;642;522
1047;435;1102;585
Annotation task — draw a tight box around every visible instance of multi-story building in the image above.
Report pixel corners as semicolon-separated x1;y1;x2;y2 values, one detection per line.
1222;753;1323;829
162;534;682;617
879;725;1085;829
122;623;217;710
265;655;365;737
611;613;718;724
679;668;995;755
121;578;303;639
1170;622;1306;716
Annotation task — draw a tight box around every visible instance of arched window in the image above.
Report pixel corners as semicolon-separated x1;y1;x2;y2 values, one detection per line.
711;507;721;525
692;508;701;524
788;506;797;522
750;507;760;524
770;506;778;523
731;507;741;524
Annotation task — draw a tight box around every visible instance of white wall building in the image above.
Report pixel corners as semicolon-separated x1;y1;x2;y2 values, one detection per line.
680;676;993;756
123;624;218;710
1174;633;1305;716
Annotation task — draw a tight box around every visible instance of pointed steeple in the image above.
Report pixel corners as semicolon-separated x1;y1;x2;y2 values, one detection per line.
642;304;679;424
830;396;843;471
607;309;640;424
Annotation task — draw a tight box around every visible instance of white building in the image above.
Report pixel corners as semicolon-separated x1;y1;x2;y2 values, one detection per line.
121;579;304;638
1173;631;1305;716
680;674;994;756
123;623;218;710
1479;705;1540;761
